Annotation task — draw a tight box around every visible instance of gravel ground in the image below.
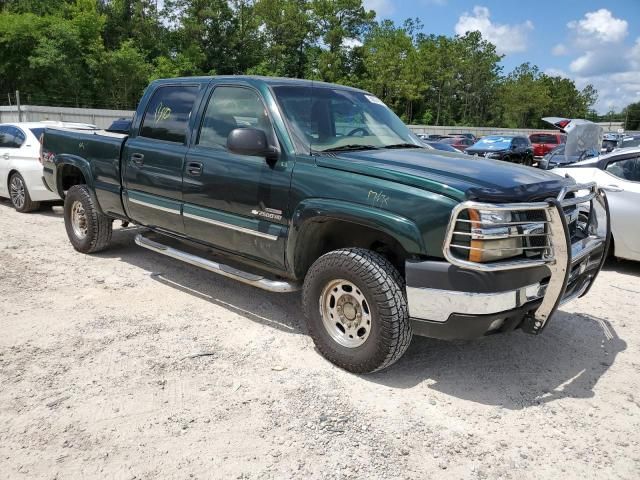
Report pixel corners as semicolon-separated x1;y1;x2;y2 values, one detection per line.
1;198;639;480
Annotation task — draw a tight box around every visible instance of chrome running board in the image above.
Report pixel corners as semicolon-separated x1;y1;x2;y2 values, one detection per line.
135;234;300;293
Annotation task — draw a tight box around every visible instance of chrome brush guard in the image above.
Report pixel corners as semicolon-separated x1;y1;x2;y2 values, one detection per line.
442;182;610;333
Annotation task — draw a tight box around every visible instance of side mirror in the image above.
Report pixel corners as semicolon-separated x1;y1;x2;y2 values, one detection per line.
227;128;279;161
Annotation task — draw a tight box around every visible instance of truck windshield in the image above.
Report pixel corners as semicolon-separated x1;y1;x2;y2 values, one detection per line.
272;85;422;153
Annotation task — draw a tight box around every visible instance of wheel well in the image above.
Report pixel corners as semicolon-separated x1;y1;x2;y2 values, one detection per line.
58;164;86;196
7;169;19;190
294;219;409;279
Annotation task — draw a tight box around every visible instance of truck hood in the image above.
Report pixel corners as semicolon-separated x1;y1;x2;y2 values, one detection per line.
317;148;574;202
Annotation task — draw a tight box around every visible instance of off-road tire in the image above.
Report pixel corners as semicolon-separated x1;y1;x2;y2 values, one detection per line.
9;172;40;213
64;185;112;254
302;248;412;374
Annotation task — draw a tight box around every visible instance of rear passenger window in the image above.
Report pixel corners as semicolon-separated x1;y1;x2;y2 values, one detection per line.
0;126;25;148
198;86;274;149
140;86;199;143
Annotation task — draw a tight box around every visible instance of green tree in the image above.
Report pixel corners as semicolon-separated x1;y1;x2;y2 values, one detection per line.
360;20;423;122
498;63;551;128
309;0;374;83
624;102;640;130
250;0;314;77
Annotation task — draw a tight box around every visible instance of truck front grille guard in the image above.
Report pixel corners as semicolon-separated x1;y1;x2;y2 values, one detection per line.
443;182;610;333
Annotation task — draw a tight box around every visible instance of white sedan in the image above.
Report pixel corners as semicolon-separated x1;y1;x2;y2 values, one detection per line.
554;147;640;262
0;121;95;212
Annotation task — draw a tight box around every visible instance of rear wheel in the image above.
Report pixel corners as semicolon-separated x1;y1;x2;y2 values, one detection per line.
64;185;112;253
9;172;40;213
302;248;412;373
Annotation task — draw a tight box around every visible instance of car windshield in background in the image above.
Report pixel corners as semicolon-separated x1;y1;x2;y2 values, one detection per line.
272;86;421;152
472;136;512;149
29;128;45;140
530;134;558;144
621;137;640;148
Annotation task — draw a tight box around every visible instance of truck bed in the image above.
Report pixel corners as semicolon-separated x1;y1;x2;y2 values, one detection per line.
44;128;128;217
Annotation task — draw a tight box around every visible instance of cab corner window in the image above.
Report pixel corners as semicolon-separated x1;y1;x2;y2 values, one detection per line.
606;157;640;182
198;86;273;149
139;85;199;143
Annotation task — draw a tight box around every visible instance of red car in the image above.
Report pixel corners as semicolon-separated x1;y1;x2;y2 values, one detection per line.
438;136;474;151
529;132;566;158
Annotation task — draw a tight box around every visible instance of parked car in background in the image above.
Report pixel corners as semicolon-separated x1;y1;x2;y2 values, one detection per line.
438;136;474;151
448;132;477;142
106;117;132;133
554;147;640;262
423;141;461;152
537;118;603;170
417;133;448;141
529;132;566;158
465;135;534;165
619;135;640;149
537;144;599;170
0;121;96;212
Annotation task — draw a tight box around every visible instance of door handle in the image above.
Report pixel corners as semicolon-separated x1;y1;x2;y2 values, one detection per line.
131;153;145;166
187;161;203;176
601;184;624;193
2;153;9;160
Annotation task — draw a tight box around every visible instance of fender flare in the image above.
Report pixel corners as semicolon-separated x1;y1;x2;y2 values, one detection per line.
53;154;94;198
286;198;426;276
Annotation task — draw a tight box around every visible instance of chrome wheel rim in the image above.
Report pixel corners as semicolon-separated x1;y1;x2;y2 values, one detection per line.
70;200;88;239
319;279;372;348
9;175;25;209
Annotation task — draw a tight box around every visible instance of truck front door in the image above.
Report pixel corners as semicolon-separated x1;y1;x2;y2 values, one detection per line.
182;83;293;270
122;83;203;234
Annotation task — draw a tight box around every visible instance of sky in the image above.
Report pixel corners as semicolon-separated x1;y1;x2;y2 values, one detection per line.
363;0;640;113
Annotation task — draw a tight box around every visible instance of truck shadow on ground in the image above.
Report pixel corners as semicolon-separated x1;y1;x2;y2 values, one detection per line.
371;313;626;409
100;227;304;336
101;227;627;410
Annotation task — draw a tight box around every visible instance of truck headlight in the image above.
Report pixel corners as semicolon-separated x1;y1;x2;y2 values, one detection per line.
467;209;523;262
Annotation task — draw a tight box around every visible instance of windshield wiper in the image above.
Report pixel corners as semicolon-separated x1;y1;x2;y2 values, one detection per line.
321;144;380;153
382;143;425;149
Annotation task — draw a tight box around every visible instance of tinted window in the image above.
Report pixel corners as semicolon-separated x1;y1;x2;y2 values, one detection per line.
272;85;420;152
606;157;640;182
140;86;199;143
30;128;45;140
0;125;25;148
530;134;558;144
198;86;273;149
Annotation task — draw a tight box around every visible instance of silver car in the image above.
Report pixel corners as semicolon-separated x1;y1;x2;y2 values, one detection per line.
554;147;640;262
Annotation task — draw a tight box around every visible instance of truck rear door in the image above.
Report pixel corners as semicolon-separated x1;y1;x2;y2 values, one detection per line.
122;83;204;234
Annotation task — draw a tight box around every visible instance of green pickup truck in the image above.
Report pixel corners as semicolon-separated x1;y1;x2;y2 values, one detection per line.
42;76;610;373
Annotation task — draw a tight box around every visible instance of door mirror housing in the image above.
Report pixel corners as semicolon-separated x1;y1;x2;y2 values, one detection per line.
227;128;279;161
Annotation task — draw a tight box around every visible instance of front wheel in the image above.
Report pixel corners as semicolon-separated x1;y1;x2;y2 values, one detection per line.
9;172;40;213
64;185;113;253
302;248;412;373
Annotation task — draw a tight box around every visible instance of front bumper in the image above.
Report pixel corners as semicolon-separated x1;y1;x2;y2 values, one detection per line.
406;183;610;340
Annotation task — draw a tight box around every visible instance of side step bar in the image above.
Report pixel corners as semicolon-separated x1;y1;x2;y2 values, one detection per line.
134;234;300;293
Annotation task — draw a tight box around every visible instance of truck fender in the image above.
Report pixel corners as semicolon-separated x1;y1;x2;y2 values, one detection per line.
287;198;426;277
52;154;94;197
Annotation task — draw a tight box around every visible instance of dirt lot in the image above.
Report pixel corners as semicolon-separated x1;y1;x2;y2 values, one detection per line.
1;198;639;480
